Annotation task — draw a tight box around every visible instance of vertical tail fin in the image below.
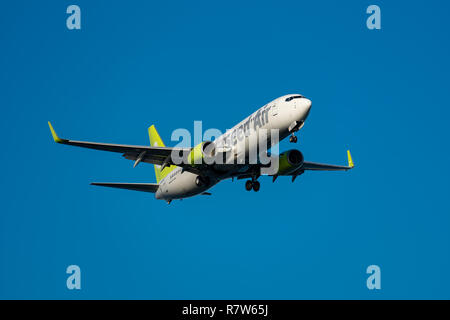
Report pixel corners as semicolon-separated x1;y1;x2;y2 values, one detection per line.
148;125;175;183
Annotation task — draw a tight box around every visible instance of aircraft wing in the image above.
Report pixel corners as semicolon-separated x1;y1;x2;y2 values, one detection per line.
91;182;159;193
49;122;354;177
233;150;354;181
48;122;188;166
302;162;351;171
302;150;354;171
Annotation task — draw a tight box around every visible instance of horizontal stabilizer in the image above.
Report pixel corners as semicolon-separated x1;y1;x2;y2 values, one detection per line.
91;182;159;193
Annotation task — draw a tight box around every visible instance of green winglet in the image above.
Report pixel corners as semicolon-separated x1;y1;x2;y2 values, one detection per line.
48;121;63;143
347;150;354;168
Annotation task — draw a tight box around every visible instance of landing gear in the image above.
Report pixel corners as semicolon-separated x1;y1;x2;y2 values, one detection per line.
245;180;260;192
288;120;304;143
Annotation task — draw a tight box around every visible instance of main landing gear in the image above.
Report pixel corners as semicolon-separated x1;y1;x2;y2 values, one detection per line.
289;133;298;143
245;180;260;192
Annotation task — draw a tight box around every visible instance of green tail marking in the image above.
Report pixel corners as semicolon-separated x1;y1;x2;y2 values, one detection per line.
148;125;176;183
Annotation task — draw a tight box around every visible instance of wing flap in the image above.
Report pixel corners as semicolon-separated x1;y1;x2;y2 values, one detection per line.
91;182;159;193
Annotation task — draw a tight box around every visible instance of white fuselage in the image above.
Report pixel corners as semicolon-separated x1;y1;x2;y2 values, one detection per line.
155;94;312;201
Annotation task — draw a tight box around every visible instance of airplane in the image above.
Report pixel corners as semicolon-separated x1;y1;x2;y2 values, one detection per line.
48;94;354;203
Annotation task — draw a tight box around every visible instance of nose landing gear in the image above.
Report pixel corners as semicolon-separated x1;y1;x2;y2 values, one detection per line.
288;120;304;143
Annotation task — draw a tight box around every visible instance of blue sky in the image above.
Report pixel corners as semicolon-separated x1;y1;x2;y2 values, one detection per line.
1;0;449;299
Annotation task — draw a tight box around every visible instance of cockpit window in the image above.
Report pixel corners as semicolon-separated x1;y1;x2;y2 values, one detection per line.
285;95;304;102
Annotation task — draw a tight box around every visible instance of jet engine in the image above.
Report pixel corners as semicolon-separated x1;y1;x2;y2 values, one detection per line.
275;149;304;175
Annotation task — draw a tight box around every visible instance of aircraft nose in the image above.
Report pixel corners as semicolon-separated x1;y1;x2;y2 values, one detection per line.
304;98;312;110
301;98;312;118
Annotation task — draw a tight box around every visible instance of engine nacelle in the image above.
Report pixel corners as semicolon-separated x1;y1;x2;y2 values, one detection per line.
187;141;215;166
195;175;211;187
275;149;304;175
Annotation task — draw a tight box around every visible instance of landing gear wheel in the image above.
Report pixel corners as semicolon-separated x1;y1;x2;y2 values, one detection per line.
289;135;298;143
245;180;253;191
252;181;260;192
